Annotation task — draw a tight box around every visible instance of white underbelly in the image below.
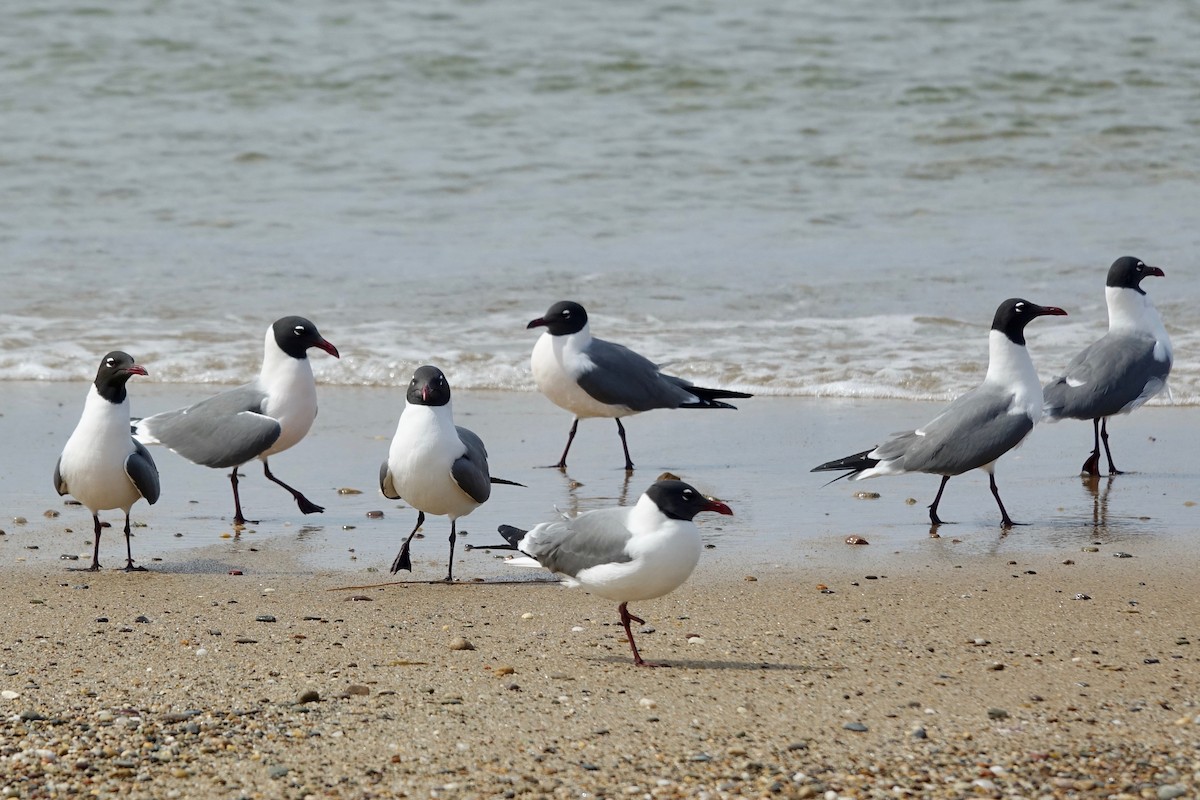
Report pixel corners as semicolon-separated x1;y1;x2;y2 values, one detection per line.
61;445;140;512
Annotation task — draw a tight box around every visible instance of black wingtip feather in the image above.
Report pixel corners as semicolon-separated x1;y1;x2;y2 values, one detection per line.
490;477;527;487
812;448;879;475
497;525;527;548
686;386;754;408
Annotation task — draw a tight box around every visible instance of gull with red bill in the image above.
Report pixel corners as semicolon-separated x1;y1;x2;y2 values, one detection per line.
1043;256;1172;476
55;351;161;571
134;316;339;525
497;479;733;666
813;298;1068;528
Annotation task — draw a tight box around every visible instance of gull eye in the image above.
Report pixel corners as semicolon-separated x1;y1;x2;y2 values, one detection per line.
106;357;115;366
1014;302;1026;313
293;325;306;336
561;309;570;317
1136;262;1145;271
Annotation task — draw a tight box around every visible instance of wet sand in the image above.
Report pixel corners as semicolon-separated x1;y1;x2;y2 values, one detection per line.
2;382;1198;797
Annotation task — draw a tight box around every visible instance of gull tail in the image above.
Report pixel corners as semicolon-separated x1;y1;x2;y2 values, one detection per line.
497;524;543;567
811;449;879;484
682;385;754;410
465;524;525;552
498;525;527;547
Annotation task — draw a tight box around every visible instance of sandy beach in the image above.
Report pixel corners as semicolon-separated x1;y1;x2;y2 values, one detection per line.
3;382;1198;798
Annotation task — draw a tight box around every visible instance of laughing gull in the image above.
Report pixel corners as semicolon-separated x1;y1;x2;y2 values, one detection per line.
527;301;752;471
55;352;161;571
134;316;339;525
813;299;1067;527
1043;256;1171;476
498;479;733;666
380;365;522;582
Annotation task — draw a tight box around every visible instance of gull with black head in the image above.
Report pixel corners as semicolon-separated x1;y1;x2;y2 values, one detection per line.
55;351;161;571
134;316;339;525
1043;256;1171;476
380;365;522;582
527;300;751;471
813;298;1067;528
497;479;732;666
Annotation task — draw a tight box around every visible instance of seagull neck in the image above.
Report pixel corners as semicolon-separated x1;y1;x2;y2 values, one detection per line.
74;385;131;446
627;493;669;535
1106;285;1161;333
554;322;592;353
259;336;314;393
984;330;1038;389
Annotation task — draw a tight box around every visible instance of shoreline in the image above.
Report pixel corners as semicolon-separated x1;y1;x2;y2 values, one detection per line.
3;380;1195;577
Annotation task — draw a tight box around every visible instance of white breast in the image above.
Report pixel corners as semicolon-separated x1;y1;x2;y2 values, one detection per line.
531;329;628;419
575;496;702;602
257;338;319;458
1107;286;1172;366
59;388;142;512
386;404;477;519
984;331;1043;423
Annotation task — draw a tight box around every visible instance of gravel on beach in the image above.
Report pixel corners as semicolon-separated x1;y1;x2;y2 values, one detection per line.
3;557;1199;798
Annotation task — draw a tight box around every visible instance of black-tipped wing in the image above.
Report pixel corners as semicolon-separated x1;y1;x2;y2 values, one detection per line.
888;385;1034;476
138;385;281;469
497;524;527;548
522;508;635;578
576;338;698;411
125;441;161;505
812;448;879;480
450;426;492;505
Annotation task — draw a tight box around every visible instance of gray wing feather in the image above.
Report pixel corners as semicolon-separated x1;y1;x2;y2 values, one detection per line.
523;508;634;578
877;385;1033;476
138;385;281;468
125;441;161;505
380;460;400;500
450;426;492;504
53;457;68;496
1044;333;1170;420
576;338;697;411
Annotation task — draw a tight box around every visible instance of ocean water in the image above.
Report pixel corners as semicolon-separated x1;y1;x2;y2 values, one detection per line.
2;0;1196;404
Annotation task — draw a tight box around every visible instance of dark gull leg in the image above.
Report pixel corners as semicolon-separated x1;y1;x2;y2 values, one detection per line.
989;473;1023;528
88;513;103;572
615;419;635;472
1099;418;1123;475
928;475;951;526
229;469;257;526
554;418;579;469
122;511;147;572
390;511;425;574
1081;419;1102;477
444;519;457;583
263;460;325;515
618;602;659;667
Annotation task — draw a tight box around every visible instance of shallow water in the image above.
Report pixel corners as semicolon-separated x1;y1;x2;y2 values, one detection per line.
2;0;1196;403
5;383;1193;574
